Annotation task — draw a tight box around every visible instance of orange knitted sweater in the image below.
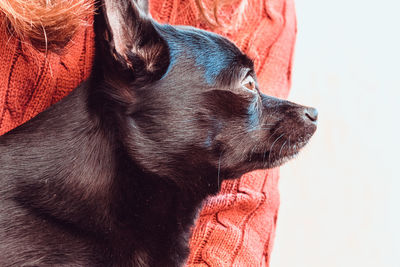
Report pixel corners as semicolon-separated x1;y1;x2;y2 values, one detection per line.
0;0;296;265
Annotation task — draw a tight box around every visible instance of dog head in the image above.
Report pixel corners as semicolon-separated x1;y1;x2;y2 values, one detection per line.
94;0;317;185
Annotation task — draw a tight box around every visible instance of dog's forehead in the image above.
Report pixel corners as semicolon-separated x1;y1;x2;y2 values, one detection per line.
157;24;245;84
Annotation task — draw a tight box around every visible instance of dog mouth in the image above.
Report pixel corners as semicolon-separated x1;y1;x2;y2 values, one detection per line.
249;125;316;169
269;133;314;167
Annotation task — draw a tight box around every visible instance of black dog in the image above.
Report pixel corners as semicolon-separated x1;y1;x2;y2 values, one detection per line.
0;0;317;266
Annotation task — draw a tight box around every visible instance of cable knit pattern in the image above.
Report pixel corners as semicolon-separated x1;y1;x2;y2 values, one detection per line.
149;0;296;265
0;0;296;265
0;14;95;135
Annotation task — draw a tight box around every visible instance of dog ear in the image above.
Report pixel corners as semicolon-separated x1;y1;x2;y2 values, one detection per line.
99;0;169;81
134;0;149;14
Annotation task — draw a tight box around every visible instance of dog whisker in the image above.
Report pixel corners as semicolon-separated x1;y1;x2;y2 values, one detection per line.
262;110;279;127
268;133;285;166
278;140;287;160
249;144;258;161
247;126;273;132
262;147;267;165
217;151;222;191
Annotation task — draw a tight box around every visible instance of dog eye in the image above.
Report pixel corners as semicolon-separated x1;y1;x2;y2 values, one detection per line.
242;75;256;91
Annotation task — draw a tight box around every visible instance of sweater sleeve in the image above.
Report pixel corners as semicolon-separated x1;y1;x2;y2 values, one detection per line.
0;14;95;135
149;0;297;265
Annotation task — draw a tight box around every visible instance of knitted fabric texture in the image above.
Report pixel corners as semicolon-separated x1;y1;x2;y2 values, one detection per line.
0;13;95;135
0;0;296;265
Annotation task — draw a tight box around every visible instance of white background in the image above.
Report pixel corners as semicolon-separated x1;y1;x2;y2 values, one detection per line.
270;0;400;266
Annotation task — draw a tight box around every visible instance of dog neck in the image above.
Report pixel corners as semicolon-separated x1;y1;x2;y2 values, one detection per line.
0;80;200;263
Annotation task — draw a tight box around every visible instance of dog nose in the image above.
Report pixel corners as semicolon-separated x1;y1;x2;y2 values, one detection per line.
304;107;318;122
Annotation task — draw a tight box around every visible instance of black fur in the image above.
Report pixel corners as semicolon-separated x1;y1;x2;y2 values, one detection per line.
0;0;317;266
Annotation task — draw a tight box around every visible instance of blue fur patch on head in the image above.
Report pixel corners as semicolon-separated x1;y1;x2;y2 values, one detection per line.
159;25;235;85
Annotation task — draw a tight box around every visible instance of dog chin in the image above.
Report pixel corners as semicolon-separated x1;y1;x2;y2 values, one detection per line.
264;152;299;169
256;133;314;170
